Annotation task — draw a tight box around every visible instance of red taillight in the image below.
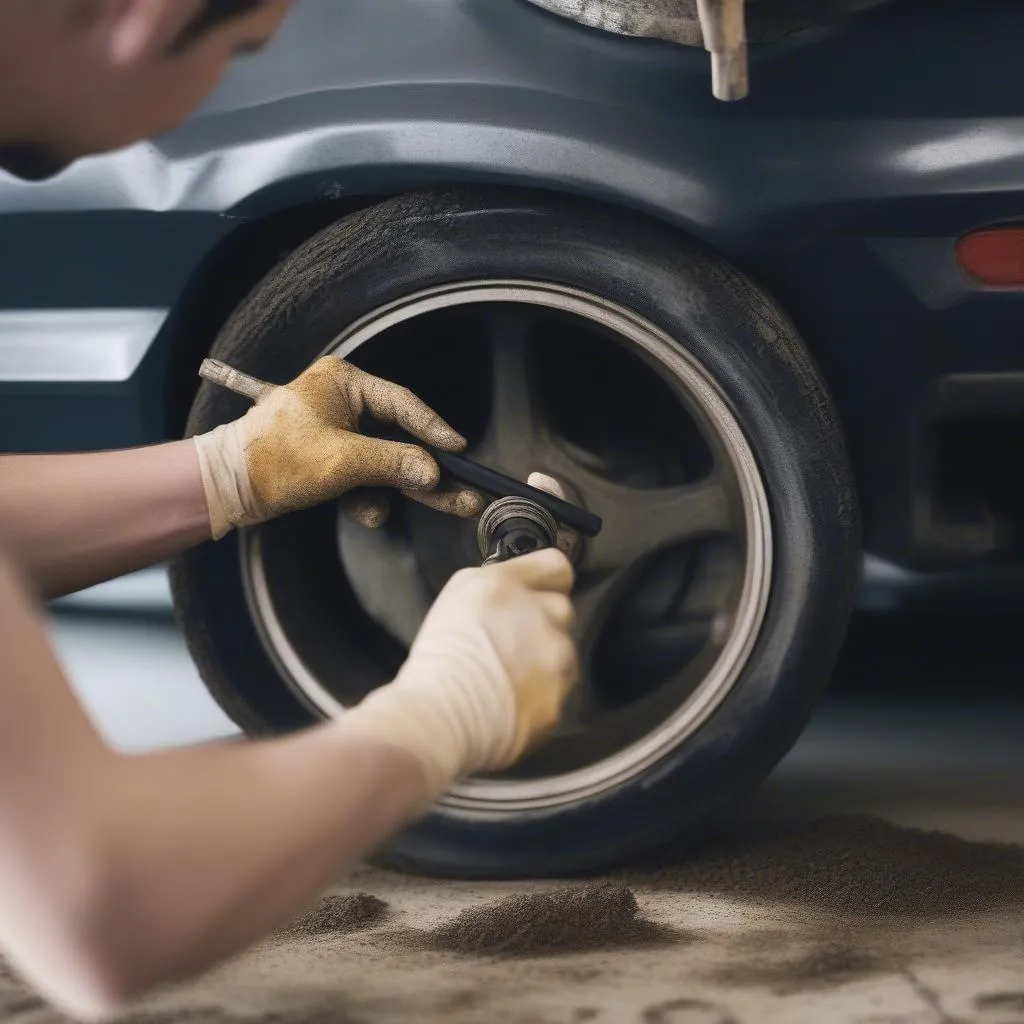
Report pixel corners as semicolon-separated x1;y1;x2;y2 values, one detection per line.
957;227;1024;287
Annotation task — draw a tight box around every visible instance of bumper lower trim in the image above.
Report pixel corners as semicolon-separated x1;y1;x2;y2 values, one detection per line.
0;309;167;382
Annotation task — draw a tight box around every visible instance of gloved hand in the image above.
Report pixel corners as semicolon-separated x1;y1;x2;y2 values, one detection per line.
338;547;578;801
193;356;485;540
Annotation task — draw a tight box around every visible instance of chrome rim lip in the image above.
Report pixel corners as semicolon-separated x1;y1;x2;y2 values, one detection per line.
241;280;773;816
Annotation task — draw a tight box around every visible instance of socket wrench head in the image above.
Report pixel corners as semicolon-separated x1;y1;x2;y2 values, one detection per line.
477;496;559;564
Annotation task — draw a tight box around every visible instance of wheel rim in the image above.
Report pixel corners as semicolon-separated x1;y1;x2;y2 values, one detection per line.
241;281;773;815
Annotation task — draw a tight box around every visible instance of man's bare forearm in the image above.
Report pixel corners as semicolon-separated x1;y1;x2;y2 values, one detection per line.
0;550;428;1018
0;442;211;598
59;729;426;1015
0;357;489;600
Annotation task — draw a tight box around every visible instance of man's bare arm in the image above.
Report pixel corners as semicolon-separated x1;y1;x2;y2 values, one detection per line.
0;357;483;600
0;442;211;598
0;547;426;1017
0;545;577;1019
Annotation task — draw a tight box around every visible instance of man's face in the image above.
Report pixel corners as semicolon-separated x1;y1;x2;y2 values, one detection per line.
0;0;293;180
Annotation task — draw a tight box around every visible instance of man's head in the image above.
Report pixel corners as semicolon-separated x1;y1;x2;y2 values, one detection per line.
0;0;292;180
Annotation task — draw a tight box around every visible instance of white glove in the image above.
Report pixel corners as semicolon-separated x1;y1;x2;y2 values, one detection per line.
338;547;579;802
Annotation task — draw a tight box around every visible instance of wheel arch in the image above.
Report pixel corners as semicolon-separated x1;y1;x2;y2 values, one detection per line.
158;173;730;440
159;193;376;439
154;136;815;447
148;78;827;435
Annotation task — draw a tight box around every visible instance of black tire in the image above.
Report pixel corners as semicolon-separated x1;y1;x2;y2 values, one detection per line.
170;188;860;878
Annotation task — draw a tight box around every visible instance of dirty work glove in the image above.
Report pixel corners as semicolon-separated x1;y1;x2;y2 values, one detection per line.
338;547;579;802
193;356;484;540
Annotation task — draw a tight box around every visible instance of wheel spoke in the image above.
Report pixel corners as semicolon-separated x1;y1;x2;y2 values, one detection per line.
336;515;432;650
475;311;547;469
547;464;734;733
569;469;733;575
573;564;637;647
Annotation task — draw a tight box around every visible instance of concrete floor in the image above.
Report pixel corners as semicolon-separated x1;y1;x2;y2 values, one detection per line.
23;572;1024;1023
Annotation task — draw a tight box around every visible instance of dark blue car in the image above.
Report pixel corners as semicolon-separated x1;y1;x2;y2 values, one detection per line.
2;0;1022;876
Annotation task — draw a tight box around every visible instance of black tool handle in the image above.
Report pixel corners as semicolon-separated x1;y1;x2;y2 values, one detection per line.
428;448;602;538
363;421;602;537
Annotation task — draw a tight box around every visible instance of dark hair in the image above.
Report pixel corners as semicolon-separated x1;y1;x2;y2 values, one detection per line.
173;0;266;50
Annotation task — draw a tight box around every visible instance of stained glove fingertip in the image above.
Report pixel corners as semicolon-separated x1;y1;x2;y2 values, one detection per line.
400;450;441;490
428;422;468;452
454;488;486;517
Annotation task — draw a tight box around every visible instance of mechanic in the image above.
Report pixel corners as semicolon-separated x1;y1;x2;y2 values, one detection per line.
0;2;578;1017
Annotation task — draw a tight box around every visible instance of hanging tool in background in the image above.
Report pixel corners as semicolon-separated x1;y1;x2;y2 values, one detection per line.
526;0;749;102
197;359;602;567
696;0;748;101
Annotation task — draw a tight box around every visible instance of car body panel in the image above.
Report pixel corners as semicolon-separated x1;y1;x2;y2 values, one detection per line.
2;0;1024;568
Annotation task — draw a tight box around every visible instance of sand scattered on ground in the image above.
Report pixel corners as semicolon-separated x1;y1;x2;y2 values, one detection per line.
2;816;1023;1023
0;989;47;1020
618;814;1024;917
280;893;388;938
124;1001;354;1024
975;992;1024;1013
424;883;679;956
708;941;889;994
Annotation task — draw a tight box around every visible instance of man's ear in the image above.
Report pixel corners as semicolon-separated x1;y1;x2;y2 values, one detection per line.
100;0;205;64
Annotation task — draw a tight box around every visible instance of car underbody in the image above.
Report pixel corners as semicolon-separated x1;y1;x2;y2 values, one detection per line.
526;0;896;46
525;0;899;98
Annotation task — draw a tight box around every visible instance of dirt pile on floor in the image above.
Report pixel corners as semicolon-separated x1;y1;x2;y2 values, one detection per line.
621;815;1024;917
282;893;388;937
427;883;676;956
